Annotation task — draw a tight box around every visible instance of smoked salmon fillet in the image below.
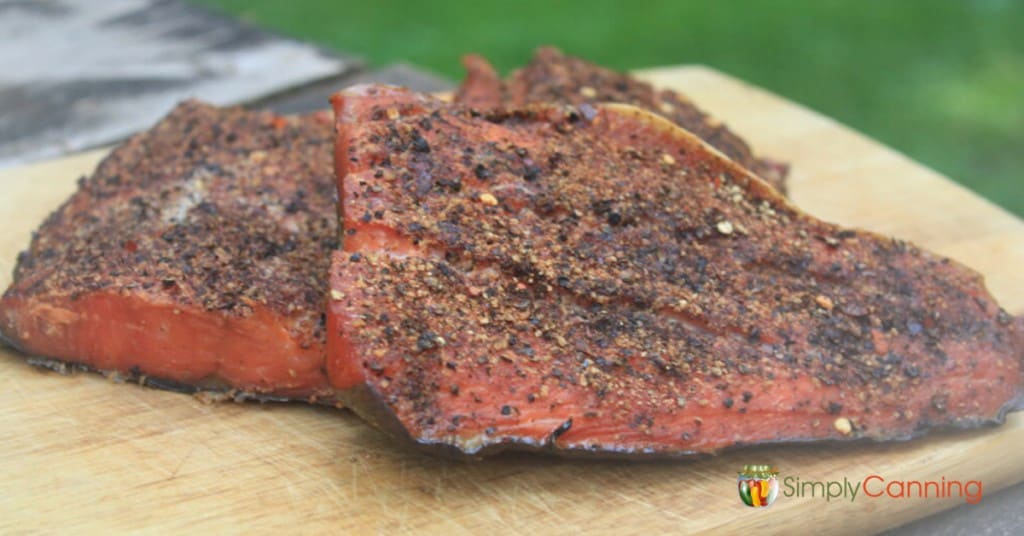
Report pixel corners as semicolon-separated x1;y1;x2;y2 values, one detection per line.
327;85;1022;458
0;102;337;402
454;47;790;194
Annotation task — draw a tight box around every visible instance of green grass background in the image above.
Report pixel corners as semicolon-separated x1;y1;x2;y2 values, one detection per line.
198;0;1022;216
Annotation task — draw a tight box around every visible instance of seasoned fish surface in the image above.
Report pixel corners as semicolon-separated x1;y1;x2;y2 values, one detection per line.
328;85;1021;458
455;47;789;193
1;101;337;401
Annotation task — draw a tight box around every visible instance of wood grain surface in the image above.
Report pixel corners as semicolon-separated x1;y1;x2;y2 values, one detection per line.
1;66;1021;535
0;0;353;169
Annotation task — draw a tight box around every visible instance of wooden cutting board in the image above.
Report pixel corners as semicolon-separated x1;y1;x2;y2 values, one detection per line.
1;66;1021;534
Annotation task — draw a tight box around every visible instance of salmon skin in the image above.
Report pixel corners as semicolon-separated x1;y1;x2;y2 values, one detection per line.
454;46;789;194
0;101;338;402
328;85;1022;459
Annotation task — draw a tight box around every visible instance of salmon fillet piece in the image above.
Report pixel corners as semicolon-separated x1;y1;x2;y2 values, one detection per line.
455;47;789;194
0;102;337;402
327;85;1022;458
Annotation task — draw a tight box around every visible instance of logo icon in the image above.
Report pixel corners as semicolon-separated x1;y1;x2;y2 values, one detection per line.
738;465;780;508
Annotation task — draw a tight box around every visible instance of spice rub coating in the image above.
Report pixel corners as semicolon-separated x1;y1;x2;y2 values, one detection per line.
328;86;1022;458
1;101;338;400
455;46;789;193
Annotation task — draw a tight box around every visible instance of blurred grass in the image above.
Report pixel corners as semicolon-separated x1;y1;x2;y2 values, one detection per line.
198;0;1023;216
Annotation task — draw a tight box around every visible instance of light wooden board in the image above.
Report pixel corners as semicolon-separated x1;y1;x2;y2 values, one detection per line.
1;66;1022;535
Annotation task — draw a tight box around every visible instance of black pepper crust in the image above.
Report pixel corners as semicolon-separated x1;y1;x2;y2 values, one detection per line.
329;86;1022;458
1;101;338;400
4;101;337;348
454;46;789;193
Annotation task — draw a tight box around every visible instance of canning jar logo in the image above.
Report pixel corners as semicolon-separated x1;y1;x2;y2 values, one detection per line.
738;465;780;507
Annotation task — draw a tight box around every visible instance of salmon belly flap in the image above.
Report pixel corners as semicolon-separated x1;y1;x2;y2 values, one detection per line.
0;102;338;401
454;47;789;194
327;85;1022;458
